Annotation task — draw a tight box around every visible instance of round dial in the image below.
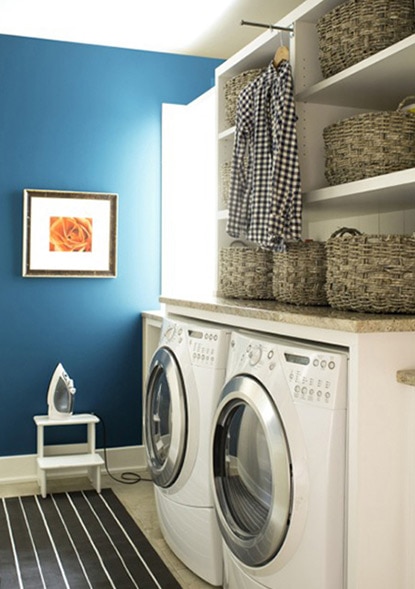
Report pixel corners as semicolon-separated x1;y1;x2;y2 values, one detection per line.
164;325;176;341
249;345;262;366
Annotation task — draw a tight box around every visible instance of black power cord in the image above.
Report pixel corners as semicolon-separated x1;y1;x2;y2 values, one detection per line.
94;413;152;485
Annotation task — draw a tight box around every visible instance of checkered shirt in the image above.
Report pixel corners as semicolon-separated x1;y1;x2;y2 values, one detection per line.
226;60;302;250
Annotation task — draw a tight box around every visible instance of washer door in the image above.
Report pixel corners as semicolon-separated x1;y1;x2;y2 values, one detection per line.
145;346;187;488
212;374;292;567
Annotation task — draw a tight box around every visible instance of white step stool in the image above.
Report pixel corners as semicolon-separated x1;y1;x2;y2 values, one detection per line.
33;413;104;498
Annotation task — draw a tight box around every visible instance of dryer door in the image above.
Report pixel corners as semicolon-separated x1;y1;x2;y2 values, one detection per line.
212;374;292;567
145;346;187;488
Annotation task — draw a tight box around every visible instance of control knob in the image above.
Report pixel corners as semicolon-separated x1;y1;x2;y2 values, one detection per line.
164;325;176;341
249;345;262;366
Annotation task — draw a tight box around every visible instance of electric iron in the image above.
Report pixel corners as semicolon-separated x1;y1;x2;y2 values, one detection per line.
47;363;76;419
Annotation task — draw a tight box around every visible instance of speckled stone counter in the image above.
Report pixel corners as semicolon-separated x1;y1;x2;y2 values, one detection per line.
160;295;415;333
142;310;164;322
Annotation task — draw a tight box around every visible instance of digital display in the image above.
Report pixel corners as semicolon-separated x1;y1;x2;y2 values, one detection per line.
284;353;310;366
188;330;203;339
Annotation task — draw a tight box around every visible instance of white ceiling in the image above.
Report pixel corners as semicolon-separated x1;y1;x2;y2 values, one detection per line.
0;0;304;58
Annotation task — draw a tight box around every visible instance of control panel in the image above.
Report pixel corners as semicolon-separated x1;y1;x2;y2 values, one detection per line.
161;321;230;370
234;339;347;410
188;328;230;369
280;345;347;410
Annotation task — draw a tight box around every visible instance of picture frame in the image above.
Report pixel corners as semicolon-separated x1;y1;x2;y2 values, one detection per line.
22;189;118;278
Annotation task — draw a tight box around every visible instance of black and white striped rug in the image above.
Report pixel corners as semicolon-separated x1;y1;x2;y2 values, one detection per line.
0;488;182;588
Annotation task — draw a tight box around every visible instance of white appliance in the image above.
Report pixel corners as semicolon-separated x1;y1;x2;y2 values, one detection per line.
211;330;348;589
144;317;231;586
47;363;76;419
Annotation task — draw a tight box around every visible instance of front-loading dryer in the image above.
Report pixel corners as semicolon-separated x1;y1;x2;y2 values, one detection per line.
211;330;348;589
144;317;231;586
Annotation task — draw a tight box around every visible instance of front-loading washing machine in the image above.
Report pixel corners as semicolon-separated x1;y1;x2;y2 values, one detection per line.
144;316;231;586
211;330;348;589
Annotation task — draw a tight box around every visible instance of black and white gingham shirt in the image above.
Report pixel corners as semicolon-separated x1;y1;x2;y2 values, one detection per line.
226;60;302;250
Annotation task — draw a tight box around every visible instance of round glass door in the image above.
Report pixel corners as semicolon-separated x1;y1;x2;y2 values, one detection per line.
145;347;187;488
212;375;292;567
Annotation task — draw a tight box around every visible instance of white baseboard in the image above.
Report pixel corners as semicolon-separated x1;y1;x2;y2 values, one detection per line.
0;445;147;485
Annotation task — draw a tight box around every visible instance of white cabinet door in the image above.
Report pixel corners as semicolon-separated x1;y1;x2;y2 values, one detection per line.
162;89;216;298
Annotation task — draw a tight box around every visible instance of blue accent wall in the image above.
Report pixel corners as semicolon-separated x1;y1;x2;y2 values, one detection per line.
0;34;222;456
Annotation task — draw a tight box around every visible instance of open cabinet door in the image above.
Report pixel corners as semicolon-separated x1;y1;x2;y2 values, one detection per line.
161;89;216;298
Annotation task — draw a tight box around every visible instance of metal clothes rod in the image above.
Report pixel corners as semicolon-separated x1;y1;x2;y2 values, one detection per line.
240;19;294;33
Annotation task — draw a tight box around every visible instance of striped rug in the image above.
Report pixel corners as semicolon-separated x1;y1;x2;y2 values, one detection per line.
0;488;182;588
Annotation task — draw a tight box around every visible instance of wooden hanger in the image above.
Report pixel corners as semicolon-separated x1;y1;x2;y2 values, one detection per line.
273;46;289;69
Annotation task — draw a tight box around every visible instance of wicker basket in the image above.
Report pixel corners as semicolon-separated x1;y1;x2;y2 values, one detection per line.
323;97;415;185
221;157;249;207
317;0;415;78
326;231;415;313
273;241;328;306
218;243;273;299
224;69;263;127
220;161;231;207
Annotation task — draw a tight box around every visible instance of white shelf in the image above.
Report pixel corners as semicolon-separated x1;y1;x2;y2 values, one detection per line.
296;35;415;110
38;453;103;470
219;127;235;140
304;168;415;220
215;30;291;80
221;163;415;222
34;413;99;427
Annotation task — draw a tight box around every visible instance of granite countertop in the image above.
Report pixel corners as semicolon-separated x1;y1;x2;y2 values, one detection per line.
160;295;415;333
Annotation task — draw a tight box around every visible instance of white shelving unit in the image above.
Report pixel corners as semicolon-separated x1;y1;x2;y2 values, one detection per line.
209;1;415;586
215;0;415;257
34;413;104;498
159;2;415;584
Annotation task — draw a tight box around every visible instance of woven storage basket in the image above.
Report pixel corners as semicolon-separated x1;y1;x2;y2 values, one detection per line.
273;241;328;306
221;157;249;207
224;69;263;127
218;243;273;299
317;0;415;78
326;231;415;313
323;97;415;185
220;161;231;207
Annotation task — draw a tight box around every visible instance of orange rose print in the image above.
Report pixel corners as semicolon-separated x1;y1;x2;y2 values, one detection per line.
49;217;93;252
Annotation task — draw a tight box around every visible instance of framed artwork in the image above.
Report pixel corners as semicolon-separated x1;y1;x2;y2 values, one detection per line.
22;189;118;278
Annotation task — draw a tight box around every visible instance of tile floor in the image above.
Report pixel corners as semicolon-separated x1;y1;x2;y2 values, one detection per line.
0;472;217;589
